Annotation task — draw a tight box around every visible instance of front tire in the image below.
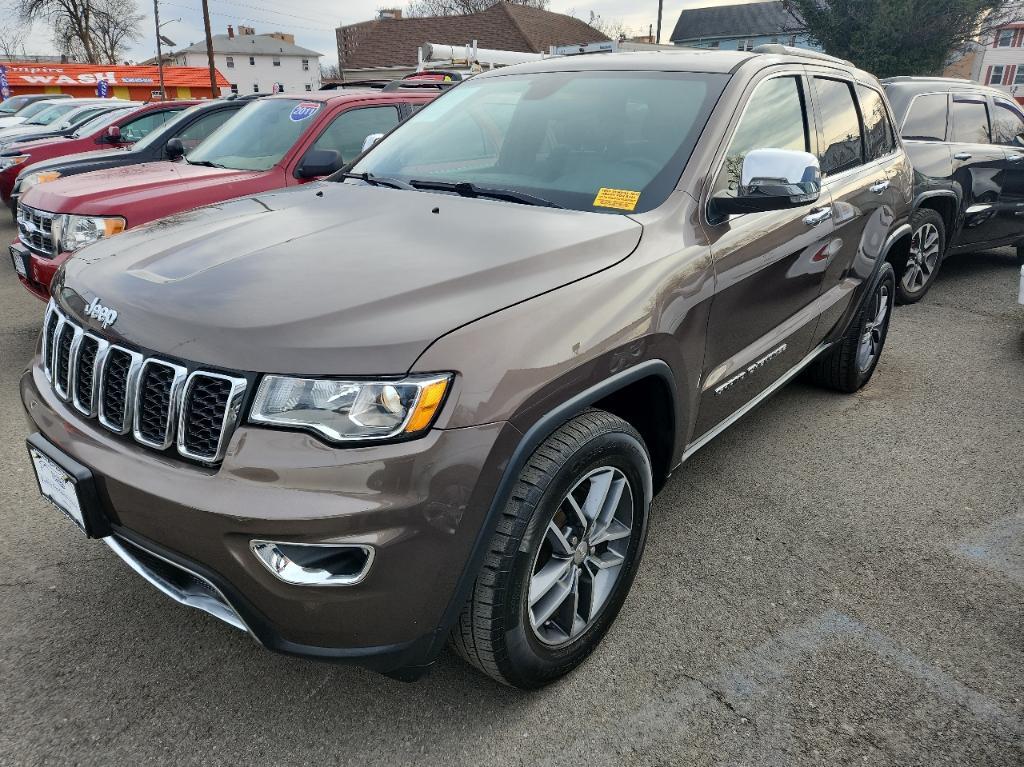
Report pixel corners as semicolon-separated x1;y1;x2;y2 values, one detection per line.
808;261;896;393
894;208;945;304
451;410;651;689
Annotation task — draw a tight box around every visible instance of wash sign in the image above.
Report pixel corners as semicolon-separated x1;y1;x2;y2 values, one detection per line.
0;66;9;100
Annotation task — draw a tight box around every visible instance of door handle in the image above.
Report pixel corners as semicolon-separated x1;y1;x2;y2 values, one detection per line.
954;152;972;160
869;179;890;194
803;206;833;227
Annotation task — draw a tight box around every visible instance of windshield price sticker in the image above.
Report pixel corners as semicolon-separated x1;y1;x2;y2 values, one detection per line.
289;102;321;122
594;188;641;211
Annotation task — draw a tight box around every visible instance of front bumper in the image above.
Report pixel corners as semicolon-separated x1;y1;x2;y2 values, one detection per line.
21;364;522;676
15;240;66;301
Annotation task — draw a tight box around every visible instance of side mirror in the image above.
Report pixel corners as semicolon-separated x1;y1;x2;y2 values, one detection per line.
361;133;384;153
165;137;186;161
103;125;122;143
296;147;342;179
710;148;821;219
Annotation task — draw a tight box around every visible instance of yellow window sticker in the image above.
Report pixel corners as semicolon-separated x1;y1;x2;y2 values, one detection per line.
594;188;641;211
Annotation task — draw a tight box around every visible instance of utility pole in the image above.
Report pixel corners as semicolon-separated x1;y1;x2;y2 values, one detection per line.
201;0;218;96
656;0;664;44
153;0;166;100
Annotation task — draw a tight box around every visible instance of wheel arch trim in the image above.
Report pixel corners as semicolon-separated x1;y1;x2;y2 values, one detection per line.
425;359;677;659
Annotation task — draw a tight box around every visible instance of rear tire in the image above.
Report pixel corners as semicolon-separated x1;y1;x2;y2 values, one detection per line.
808;261;895;394
451;410;651;689
894;208;945;305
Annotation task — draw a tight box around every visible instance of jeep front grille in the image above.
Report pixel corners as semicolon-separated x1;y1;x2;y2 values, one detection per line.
17;204;57;258
42;300;247;465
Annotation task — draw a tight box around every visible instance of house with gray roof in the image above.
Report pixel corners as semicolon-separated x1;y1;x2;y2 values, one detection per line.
172;25;323;96
670;1;820;53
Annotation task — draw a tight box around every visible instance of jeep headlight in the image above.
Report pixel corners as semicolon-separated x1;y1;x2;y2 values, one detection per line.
55;214;126;252
18;169;61;194
250;374;452;442
0;154;29;171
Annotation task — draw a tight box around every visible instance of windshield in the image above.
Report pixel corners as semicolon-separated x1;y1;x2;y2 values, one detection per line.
72;107;135;138
187;98;321;171
351;71;726;214
25;101;81;126
0;96;33;115
9;100;56;121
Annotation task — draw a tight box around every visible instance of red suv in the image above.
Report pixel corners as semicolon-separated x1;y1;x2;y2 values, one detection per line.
11;89;440;300
1;101;195;208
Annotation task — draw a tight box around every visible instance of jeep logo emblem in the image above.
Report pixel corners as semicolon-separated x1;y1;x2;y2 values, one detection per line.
84;297;118;329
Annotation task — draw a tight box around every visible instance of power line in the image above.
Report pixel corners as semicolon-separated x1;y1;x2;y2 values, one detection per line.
159;1;328;34
210;0;323;25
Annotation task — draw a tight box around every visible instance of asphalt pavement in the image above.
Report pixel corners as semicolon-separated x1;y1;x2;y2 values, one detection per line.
0;216;1021;766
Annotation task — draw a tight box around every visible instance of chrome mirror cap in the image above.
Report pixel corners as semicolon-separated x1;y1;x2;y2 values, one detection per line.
739;147;821;201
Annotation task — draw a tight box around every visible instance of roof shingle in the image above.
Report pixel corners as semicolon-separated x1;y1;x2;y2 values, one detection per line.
338;2;609;71
670;1;805;43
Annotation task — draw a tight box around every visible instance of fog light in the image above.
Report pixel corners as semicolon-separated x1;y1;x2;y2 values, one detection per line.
250;540;374;586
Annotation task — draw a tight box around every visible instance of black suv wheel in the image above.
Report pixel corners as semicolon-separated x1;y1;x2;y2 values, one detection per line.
894;208;946;304
451;410;651;688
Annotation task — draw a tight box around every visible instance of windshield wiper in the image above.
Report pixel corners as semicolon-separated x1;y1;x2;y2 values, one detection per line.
407;180;562;209
187;159;226;168
336;171;414;190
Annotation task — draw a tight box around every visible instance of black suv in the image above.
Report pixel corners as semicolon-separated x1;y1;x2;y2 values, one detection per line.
882;77;1024;302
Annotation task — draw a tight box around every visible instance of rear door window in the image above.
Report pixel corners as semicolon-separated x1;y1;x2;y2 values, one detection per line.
857;85;896;160
716;75;809;194
813;77;865;175
901;93;948;141
950;98;990;144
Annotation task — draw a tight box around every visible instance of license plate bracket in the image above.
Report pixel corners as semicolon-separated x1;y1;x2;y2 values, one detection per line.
9;244;28;279
26;433;109;538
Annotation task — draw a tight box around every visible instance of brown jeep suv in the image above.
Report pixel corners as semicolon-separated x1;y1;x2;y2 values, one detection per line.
22;46;912;688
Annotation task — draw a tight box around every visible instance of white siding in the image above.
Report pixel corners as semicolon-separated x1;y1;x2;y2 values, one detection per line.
176;51;321;96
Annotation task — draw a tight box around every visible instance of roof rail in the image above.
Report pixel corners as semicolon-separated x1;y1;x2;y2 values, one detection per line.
320;80;391;90
381;79;457;92
752;44;854;68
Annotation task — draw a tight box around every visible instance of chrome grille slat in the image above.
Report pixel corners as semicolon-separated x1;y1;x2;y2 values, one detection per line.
41;300;246;465
17;204;57;258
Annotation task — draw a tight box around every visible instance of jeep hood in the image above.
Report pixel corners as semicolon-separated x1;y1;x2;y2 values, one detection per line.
24;161;262;216
58;182;644;375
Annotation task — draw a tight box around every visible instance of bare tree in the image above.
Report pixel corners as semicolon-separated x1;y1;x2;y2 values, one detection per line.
320;62;342;80
581;11;632;40
0;10;30;59
406;0;549;16
92;0;143;64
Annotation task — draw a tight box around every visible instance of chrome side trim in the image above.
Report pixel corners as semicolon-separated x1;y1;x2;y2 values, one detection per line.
98;345;144;435
104;536;249;632
684;341;834;462
132;358;188;450
176;371;248;464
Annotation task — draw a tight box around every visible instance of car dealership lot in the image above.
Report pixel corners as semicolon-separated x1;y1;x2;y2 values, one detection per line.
1;214;1021;764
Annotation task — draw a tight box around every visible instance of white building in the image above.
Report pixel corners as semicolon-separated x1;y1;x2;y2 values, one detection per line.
173;25;322;96
973;20;1024;105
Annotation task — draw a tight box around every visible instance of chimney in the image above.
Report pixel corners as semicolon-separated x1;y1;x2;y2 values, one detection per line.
227;25;234;38
378;8;402;20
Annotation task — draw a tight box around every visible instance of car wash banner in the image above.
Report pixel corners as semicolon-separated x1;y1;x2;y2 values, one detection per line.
0;66;10;101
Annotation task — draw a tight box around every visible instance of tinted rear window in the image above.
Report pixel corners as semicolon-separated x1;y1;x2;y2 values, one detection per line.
901;94;947;141
951;99;990;144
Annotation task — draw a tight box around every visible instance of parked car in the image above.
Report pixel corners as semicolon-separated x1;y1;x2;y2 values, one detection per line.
10;98;257;213
0;95;71;128
882;77;1024;302
0;93;71;118
11;87;442;299
21;47;911;688
0;99;129;149
0;100;194;216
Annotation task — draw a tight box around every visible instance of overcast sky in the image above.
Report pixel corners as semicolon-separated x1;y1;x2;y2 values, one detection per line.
16;0;765;66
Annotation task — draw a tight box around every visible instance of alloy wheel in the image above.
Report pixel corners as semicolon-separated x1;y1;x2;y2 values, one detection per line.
528;467;634;647
857;281;890;373
902;223;941;293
